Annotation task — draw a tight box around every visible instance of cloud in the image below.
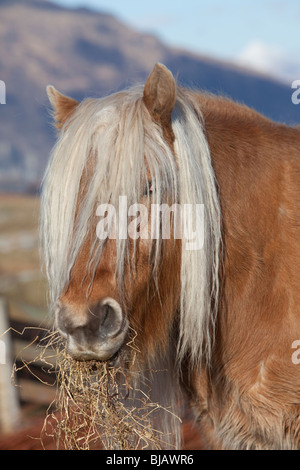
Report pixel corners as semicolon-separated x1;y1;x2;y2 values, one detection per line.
236;40;300;84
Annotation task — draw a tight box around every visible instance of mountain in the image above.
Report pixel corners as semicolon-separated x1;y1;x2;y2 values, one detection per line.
0;0;299;193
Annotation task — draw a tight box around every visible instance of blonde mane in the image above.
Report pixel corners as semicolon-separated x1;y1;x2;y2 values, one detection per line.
40;85;221;368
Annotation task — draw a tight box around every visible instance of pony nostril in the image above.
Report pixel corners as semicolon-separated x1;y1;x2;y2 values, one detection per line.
97;302;122;338
55;298;128;360
100;304;111;328
56;298;126;341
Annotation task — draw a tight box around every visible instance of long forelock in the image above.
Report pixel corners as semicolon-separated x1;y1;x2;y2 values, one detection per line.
41;86;178;305
41;85;221;368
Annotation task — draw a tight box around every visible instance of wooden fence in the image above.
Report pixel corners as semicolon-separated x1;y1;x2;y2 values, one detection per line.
0;296;56;433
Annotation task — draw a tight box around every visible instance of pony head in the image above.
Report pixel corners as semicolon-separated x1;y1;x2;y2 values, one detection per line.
41;64;221;369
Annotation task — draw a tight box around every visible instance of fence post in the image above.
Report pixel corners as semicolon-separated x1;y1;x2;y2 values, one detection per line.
0;296;20;433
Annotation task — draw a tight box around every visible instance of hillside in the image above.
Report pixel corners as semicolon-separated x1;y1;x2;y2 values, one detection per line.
0;0;299;193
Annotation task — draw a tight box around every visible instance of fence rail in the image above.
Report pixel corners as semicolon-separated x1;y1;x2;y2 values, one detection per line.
0;297;20;432
0;297;56;432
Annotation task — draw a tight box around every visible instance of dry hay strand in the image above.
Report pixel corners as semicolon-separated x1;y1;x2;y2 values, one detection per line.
9;327;180;450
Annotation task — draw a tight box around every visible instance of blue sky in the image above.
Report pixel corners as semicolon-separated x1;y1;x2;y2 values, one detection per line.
51;0;300;83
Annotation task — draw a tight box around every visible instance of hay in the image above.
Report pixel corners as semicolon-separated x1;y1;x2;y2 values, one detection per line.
11;327;180;450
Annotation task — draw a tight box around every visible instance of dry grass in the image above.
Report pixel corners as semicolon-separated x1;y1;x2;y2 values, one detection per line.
11;327;180;450
0;195;47;324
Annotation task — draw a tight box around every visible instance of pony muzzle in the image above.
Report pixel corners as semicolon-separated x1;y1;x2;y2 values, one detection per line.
55;298;128;361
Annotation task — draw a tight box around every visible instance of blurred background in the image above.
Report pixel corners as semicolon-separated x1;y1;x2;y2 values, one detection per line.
0;0;299;448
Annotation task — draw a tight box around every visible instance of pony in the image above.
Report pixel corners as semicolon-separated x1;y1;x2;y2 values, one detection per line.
41;63;300;450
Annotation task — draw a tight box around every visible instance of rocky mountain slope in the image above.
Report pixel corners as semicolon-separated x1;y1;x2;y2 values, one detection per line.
0;0;299;193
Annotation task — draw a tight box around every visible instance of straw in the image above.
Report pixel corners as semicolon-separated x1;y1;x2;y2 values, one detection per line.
10;327;179;450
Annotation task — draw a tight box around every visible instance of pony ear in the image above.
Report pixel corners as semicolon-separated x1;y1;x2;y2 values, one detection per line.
143;63;176;128
47;85;79;129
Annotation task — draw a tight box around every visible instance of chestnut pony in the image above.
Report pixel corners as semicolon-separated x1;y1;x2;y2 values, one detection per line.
41;63;300;449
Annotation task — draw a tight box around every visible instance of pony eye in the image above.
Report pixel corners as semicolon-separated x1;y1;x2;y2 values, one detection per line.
144;181;153;196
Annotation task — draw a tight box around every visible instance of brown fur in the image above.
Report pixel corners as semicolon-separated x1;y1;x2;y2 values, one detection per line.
187;94;300;449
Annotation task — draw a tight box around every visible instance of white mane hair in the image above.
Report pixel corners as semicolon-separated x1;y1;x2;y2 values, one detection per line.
40;85;221;367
